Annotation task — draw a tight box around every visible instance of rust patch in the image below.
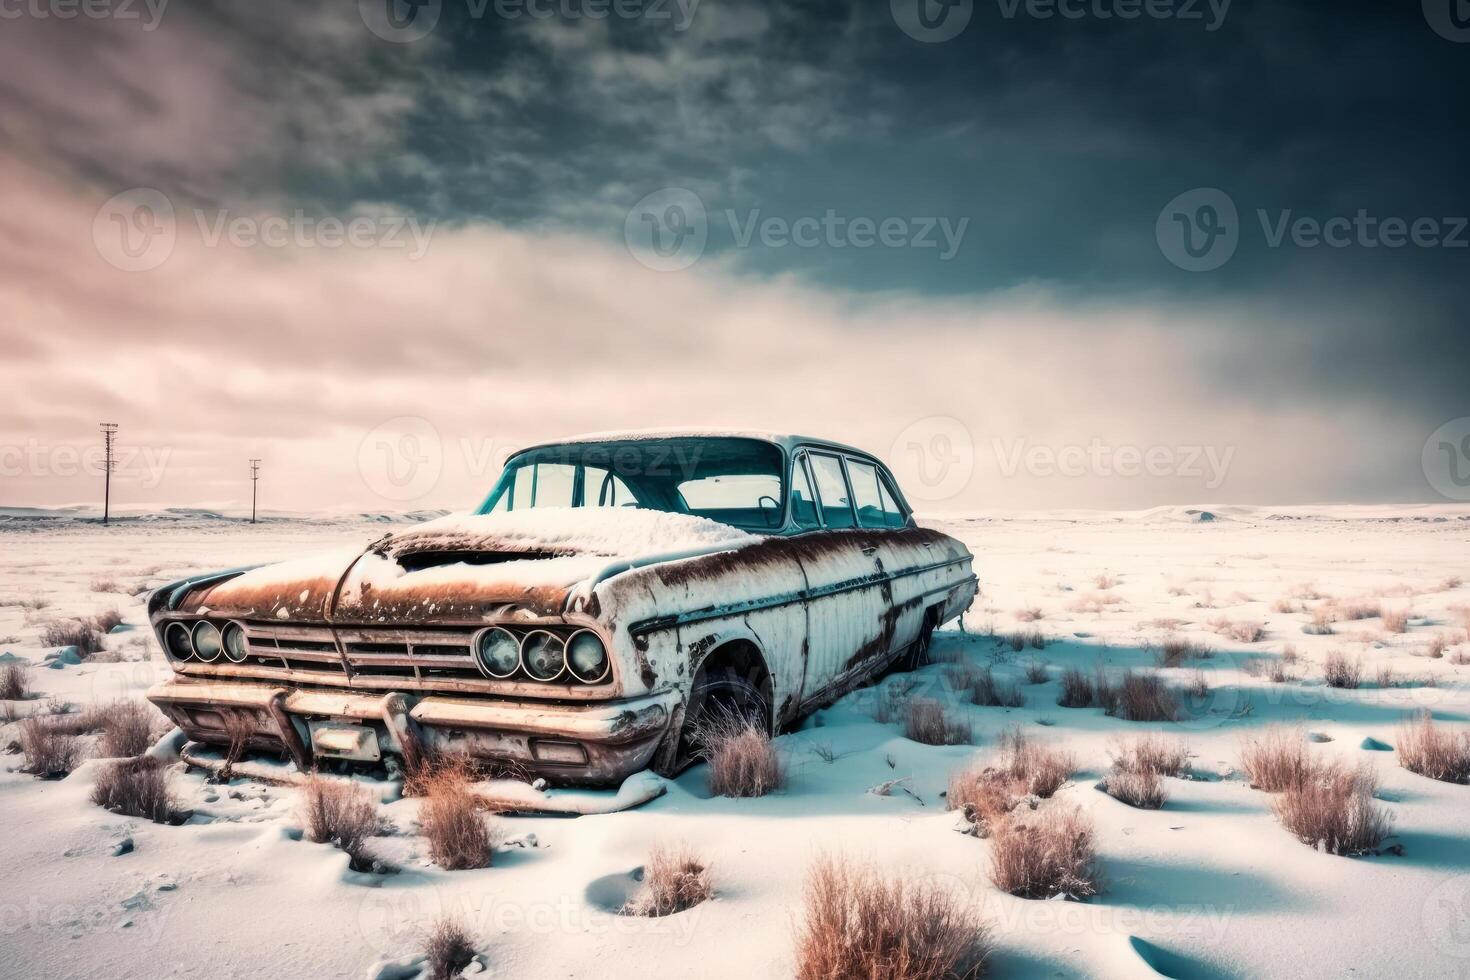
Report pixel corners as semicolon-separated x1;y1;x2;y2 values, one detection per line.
843;594;923;671
650;527;957;591
196;575;340;620
633;646;657;689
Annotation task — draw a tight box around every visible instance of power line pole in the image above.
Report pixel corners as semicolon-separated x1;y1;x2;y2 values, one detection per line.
99;423;118;525
249;458;261;524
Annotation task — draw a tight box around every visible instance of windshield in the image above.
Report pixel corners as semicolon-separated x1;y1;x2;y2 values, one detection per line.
477;437;786;530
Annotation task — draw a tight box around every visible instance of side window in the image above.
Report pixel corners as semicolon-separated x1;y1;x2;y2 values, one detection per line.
808;453;856;529
790;454;821;529
876;472;908;528
846;459;888;529
530;463;576;508
584;467;637;507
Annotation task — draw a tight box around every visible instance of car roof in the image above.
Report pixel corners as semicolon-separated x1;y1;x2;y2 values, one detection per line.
521;428;881;462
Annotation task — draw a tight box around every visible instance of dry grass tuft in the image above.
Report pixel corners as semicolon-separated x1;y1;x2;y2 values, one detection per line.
1272;763;1392;856
97;700;165;758
40;620;104;656
1023;659;1050;684
421;771;494;871
996;728;1074;798
698;712;785;798
1014;607;1043;623
1;661;30;701
1426;634;1448;659
623;844;713;917
425;917;477;980
1108;671;1179;722
1102;768;1166;809
88;608;124;633
91;756;173;822
302;777;381;871
988;805;1098;900
89;578;121;594
1271;597;1296;614
967;667;1025;709
1397;712;1470;784
19;718;84;777
1112;734;1190;777
1239;727;1314;792
1380;607;1411;634
1057;668;1093;708
794;854;993;980
904;698;972;746
1157;637;1208;668
1323;651;1362;689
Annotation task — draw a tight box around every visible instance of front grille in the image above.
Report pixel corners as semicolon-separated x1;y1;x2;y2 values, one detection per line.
241;623;482;680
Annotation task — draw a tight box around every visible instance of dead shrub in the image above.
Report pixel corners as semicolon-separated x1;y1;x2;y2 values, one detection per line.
1268;659;1294;684
698;712;785;797
399;731;475;797
1380;607;1410;634
1056;668;1093;708
1111;734;1190;777
1023;629;1046;650
37;705;106;737
1270;597;1296;614
1304;605;1335;635
1272;763;1392;855
302;777;380;871
1323;651;1362;689
904;698;971;746
1014;607;1043;623
1336;600;1382;622
1185;669;1209;700
421;772;494;871
19;718;83;777
794;854;993;980
968;667;1025;709
1397;712;1470;784
1228;621;1265;643
88;608;124;633
1375;665;1396;689
98;700;165;758
40;620;104;656
1023;659;1050;684
1102;768;1166;809
988;805;1098;900
623;844;713;917
91;756;173;822
1107;671;1178;722
89;578;121;594
1094;573;1119;590
1239;727;1313;792
1157;637;1206;668
947;763;1024;834
425;917;477;980
1;661;30;701
870;680;918;725
1426;634;1448;659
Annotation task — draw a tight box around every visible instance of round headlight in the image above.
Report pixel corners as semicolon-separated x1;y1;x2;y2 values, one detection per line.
475;626;521;679
191;621;223;663
164;621;194;660
566;630;609;683
521;630;566;682
221;621;249;663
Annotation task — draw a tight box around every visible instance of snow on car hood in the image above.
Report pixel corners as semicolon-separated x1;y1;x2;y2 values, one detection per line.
189;508;758;623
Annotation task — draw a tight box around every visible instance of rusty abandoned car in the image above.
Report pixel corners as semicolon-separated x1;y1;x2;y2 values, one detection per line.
147;431;977;796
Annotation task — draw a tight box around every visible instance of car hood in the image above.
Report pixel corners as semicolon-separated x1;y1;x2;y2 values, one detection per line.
185;509;756;623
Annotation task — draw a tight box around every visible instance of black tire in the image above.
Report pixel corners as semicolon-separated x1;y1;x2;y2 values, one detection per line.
679;663;772;763
899;617;936;673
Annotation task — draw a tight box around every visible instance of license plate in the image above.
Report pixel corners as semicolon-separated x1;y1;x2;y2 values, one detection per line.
308;721;381;762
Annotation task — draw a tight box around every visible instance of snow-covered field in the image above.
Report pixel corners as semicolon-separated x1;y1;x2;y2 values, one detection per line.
2;505;1469;979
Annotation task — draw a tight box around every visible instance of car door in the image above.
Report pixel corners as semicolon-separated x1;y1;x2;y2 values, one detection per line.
842;455;934;656
793;450;892;706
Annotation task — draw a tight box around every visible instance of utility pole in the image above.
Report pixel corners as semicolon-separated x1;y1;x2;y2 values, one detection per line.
99;423;118;525
249;459;261;524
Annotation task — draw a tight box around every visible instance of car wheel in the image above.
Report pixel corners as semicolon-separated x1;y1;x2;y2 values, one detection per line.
678;664;772;764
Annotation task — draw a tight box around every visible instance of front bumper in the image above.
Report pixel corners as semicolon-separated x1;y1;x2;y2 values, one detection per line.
148;677;680;787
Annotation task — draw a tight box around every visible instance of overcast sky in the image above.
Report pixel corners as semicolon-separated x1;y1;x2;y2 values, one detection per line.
0;0;1466;514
